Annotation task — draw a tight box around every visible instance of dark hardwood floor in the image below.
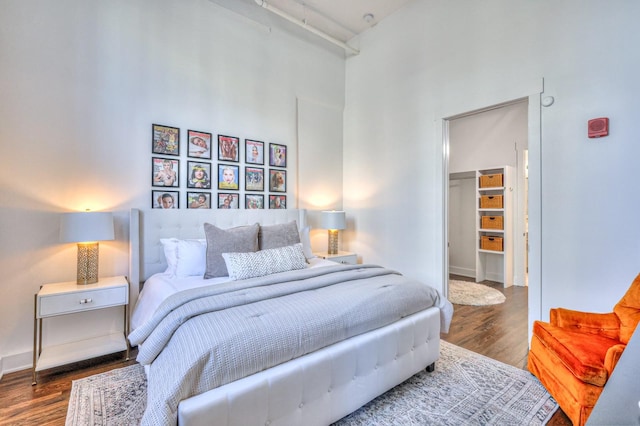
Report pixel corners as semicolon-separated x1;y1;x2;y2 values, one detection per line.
443;275;571;426
443;274;530;368
0;277;570;425
0;350;138;426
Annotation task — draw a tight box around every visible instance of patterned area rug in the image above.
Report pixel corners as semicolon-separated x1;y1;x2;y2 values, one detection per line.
335;341;556;425
66;342;556;425
448;279;507;306
65;364;146;426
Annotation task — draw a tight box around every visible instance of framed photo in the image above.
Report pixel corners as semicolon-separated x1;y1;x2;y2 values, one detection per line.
152;124;180;156
187;161;212;189
245;139;264;165
269;195;286;209
269;143;287;168
187;130;212;159
218;193;239;209
218;135;239;162
218;164;239;190
245;167;264;191
152;157;179;187
152;190;179;209
245;194;264;209
269;169;286;192
187;192;211;209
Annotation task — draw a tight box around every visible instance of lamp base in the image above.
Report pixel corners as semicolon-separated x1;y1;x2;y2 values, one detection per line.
77;242;99;285
327;229;339;255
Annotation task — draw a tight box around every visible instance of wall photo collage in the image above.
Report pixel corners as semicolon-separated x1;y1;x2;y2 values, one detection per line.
151;124;287;209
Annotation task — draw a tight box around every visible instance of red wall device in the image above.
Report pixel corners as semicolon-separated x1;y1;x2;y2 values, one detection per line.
588;117;609;138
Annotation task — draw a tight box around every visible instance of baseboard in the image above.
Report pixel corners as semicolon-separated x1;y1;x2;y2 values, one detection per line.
450;268;505;284
485;271;504;283
0;350;32;378
449;266;475;278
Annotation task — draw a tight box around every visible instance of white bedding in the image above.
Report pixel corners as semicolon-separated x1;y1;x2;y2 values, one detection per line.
128;209;448;425
131;257;335;331
131;263;451;426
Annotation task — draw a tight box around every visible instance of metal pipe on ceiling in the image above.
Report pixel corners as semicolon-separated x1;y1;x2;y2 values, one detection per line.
254;0;360;55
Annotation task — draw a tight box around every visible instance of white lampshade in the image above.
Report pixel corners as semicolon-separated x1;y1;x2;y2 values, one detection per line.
60;212;115;243
321;210;346;230
321;210;346;255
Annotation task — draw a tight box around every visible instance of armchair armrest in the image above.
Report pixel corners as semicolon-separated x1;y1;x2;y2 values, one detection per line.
603;343;626;376
550;308;620;340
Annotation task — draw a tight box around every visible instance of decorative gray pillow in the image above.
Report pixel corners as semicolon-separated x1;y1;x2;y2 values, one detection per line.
258;221;300;250
222;243;307;280
203;223;259;278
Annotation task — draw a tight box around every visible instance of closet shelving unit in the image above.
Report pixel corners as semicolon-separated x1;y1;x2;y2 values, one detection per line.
476;166;513;287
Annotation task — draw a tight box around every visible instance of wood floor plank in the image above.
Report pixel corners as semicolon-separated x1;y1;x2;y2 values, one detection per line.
443;275;570;425
0;351;137;425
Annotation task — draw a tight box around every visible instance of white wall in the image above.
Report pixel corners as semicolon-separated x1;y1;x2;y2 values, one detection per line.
449;102;528;174
297;97;345;246
0;0;345;374
448;177;476;278
344;0;640;330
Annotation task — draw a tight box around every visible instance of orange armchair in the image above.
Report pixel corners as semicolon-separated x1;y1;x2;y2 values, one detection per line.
528;273;640;426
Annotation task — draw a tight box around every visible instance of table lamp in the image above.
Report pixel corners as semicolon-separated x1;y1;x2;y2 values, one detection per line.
321;210;346;255
60;211;114;284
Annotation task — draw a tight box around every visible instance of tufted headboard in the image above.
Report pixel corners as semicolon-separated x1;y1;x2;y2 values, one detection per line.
128;208;307;309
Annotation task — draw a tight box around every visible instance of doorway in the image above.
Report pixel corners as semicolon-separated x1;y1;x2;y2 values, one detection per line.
442;95;541;357
446;99;529;288
440;91;543;347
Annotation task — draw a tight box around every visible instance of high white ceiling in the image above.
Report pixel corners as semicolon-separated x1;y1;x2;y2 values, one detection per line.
263;0;415;42
209;0;415;49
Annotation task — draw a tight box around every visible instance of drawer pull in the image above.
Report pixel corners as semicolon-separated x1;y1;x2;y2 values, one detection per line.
79;298;93;304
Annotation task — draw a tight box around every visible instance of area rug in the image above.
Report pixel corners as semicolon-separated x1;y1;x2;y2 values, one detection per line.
66;342;556;425
335;341;557;425
65;364;146;426
448;279;506;306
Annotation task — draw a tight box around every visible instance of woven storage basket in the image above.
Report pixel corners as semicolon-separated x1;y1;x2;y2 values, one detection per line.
481;216;504;230
480;195;503;209
479;174;503;188
480;236;503;251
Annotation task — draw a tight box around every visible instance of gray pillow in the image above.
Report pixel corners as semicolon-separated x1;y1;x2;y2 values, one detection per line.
204;223;259;278
258;221;300;250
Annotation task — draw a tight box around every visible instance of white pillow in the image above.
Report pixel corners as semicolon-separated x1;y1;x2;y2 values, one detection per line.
160;238;180;275
160;238;206;277
298;226;314;259
175;239;207;277
222;243;307;281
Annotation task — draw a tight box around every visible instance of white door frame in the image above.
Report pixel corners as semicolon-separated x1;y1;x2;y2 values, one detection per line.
441;92;542;343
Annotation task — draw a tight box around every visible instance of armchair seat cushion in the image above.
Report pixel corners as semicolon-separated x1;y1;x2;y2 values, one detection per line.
533;321;619;386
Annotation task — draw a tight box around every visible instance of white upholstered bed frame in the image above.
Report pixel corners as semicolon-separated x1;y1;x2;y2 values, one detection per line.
129;208;441;426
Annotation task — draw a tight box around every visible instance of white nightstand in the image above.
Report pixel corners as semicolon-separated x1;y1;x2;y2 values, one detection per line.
32;275;130;384
314;251;358;265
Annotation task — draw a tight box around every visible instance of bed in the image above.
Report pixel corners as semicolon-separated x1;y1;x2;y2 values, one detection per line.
128;208;453;426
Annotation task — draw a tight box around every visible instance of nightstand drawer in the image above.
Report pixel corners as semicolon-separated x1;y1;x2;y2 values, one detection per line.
39;286;127;317
314;251;358;265
328;254;357;264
